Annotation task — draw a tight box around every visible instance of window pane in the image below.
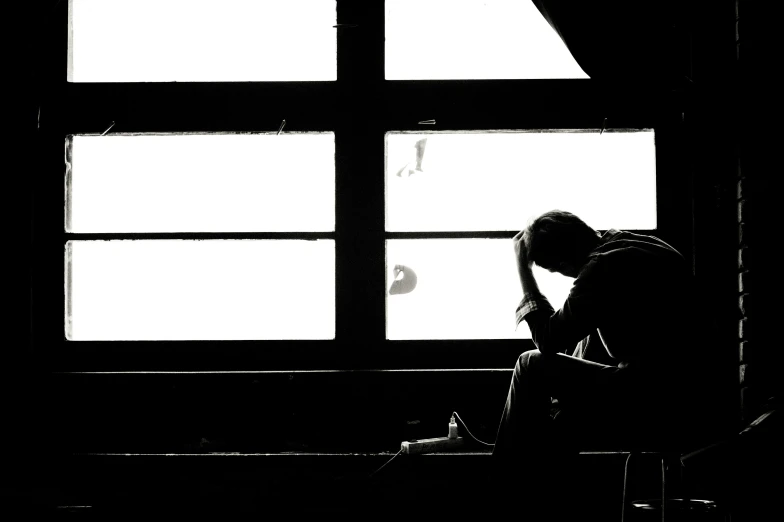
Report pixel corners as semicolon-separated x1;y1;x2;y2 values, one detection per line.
386;130;656;232
66;134;335;233
65;240;335;340
386;239;572;340
68;0;337;82
385;0;588;80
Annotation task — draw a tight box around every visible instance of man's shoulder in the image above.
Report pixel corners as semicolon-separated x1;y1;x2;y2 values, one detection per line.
594;230;683;259
578;229;687;284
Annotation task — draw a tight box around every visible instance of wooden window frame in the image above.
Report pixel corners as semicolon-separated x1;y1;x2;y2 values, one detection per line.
34;1;693;374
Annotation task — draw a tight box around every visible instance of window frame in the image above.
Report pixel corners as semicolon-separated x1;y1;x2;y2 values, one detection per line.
34;0;693;373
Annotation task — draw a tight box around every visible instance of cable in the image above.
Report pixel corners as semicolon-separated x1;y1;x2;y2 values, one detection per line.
368;448;403;479
369;411;492;478
452;411;495;448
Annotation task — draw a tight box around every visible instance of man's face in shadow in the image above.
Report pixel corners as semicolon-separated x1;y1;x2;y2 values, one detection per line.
540;260;581;279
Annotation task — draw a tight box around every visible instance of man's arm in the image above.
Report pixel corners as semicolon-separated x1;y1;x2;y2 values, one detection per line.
512;229;541;297
512;230;558;354
512;229;599;355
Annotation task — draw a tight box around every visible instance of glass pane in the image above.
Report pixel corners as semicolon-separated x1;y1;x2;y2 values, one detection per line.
65;240;335;340
66;134;335;233
386;130;656;232
386;239;573;340
68;0;337;82
385;0;588;80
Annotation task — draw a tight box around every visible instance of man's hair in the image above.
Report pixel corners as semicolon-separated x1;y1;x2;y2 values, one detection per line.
525;210;599;269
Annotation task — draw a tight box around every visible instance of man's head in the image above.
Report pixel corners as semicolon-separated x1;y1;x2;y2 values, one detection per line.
524;210;601;278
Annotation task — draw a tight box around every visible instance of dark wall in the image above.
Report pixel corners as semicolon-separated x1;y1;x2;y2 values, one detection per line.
48;370;510;455
732;2;781;519
734;0;779;421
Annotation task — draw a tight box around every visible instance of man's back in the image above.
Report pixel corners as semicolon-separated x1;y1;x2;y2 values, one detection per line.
571;230;716;447
576;229;697;369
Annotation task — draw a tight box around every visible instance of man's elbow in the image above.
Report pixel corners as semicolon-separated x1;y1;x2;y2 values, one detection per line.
530;331;573;356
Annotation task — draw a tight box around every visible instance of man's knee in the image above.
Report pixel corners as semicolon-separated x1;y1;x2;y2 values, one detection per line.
514;349;544;376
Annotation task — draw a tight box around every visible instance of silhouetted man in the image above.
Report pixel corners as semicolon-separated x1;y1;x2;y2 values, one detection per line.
491;210;708;511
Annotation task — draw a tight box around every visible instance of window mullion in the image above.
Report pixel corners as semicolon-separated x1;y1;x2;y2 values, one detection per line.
334;1;386;361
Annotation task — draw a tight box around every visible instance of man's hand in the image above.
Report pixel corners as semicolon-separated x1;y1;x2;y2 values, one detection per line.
513;229;539;295
513;229;532;270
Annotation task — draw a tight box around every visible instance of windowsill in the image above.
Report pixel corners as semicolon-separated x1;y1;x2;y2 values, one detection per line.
71;449;651;457
71;450;494;457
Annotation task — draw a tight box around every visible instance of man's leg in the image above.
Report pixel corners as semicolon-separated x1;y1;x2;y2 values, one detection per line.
493;350;621;459
489;349;622;507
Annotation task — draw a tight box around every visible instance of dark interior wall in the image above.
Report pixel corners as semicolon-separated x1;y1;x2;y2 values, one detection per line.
6;0;53;491
47;370;511;455
732;4;782;518
6;0;779;518
734;0;778;422
689;2;781;521
686;0;742;439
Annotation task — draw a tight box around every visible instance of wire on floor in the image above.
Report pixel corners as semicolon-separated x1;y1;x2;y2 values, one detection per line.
452;411;495;448
368;448;403;479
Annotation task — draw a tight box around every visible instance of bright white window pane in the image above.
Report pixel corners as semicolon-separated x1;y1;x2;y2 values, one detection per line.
387;239;573;340
65;240;335;340
386;0;588;80
66;134;335;233
386;130;656;232
68;0;337;82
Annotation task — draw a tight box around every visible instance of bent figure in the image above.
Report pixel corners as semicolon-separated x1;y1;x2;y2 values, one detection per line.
492;210;712;502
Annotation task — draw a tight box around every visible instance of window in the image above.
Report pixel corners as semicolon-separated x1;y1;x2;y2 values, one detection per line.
385;0;588;80
37;1;690;372
385;130;657;340
68;0;337;82
66;134;336;233
66;239;335;341
64;133;336;341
